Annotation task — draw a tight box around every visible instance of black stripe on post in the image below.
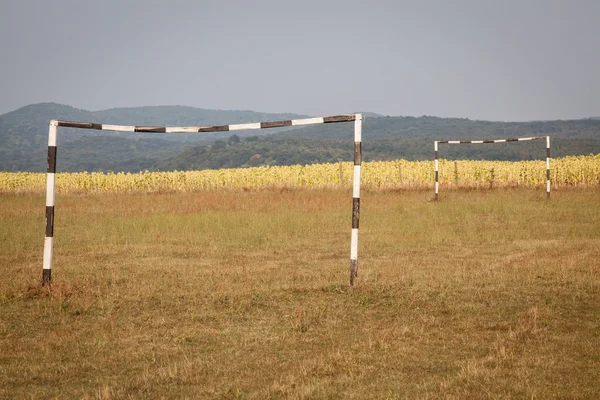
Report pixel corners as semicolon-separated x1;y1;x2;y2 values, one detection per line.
434;151;438;159
45;206;54;237
483;140;495;143
438;141;448;144
42;269;51;285
134;126;167;133
546;147;550;158
198;125;229;132
350;259;358;286
354;142;362;165
57;121;102;130
324;115;356;123
47;146;57;173
352;198;360;229
435;171;439;181
460;141;471;143
546;169;550;180
506;138;518;142
260;120;292;129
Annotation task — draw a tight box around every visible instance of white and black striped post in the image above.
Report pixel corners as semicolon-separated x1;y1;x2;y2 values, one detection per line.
350;114;362;286
41;114;361;285
42;120;58;285
434;136;550;200
546;136;551;199
434;141;439;200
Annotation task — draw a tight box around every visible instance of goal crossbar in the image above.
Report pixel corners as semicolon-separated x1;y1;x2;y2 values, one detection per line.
43;114;363;286
53;114;358;133
434;136;551;200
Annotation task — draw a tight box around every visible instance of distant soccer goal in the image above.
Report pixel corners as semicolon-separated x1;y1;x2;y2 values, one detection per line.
434;136;551;200
42;114;364;286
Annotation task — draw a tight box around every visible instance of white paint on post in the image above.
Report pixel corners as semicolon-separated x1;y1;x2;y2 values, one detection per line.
354;114;362;142
434;141;439;199
353;165;361;198
435;181;439;194
43;237;53;271
292;117;324;126
101;124;136;132
350;228;359;260
46;174;56;207
165;127;202;133
547;136;551;198
48;121;58;146
229;122;261;131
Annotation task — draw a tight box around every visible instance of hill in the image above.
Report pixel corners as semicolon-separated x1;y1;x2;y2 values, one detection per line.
160;115;600;170
1;103;600;172
159;135;600;171
0;103;308;171
278;115;600;140
0;103;308;150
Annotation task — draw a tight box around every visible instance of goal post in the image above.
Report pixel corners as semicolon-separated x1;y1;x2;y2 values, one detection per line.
42;114;363;286
434;136;550;200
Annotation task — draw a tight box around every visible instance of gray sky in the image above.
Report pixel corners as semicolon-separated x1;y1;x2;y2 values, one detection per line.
1;0;599;121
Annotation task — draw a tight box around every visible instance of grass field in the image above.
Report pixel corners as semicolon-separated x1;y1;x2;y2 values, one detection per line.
1;187;599;398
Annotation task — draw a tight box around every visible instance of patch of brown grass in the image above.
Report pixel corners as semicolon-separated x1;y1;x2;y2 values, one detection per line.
0;187;599;398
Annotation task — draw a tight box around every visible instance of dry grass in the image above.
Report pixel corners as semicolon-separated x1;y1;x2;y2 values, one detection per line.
1;187;599;399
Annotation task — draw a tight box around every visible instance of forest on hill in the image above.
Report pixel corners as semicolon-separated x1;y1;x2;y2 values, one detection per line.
1;103;599;172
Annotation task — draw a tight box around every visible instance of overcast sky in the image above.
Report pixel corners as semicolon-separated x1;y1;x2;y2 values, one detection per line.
1;0;599;121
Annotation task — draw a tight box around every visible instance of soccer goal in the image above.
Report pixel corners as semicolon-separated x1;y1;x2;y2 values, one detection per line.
434;136;550;200
42;114;364;286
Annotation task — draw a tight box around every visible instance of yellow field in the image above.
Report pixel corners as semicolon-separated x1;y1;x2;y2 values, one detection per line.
1;155;599;193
